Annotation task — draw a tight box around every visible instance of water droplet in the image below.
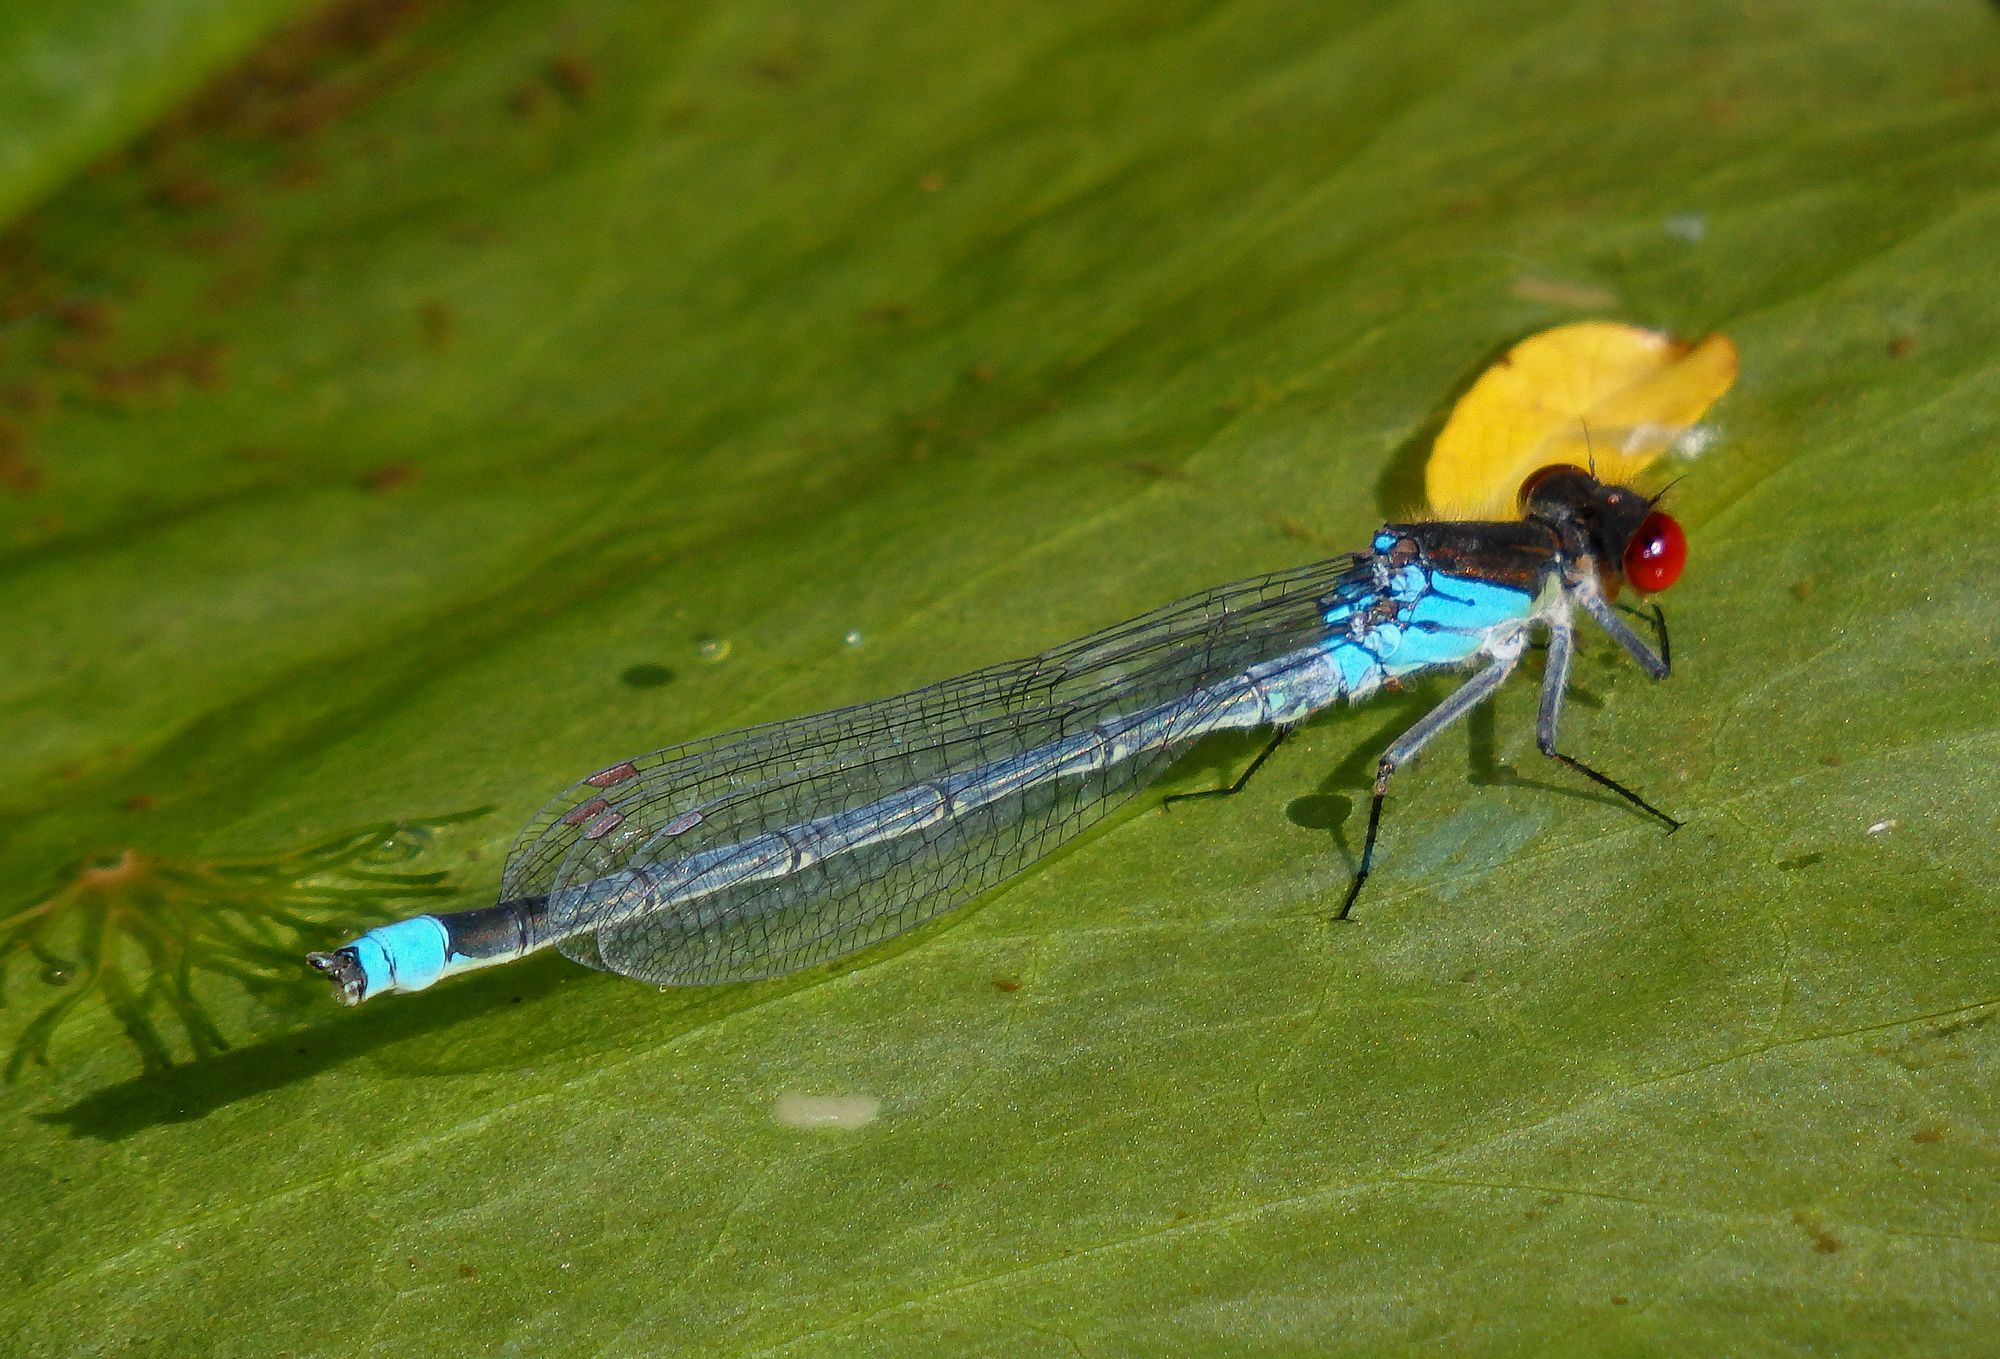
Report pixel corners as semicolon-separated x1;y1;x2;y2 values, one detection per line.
1662;212;1708;243
842;629;864;648
695;636;731;664
773;1093;881;1130
41;964;72;986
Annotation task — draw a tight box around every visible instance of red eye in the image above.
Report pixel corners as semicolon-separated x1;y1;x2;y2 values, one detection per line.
1623;511;1686;593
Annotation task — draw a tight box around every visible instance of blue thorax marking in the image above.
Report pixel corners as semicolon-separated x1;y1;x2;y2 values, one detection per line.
1322;537;1536;690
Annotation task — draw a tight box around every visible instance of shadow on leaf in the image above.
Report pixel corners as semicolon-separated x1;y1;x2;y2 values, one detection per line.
1;809;490;1081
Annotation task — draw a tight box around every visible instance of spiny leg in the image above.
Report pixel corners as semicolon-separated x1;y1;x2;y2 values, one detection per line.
1578;583;1669;679
1614;599;1672;672
1162;728;1292;808
1339;649;1521;920
1537;610;1681;832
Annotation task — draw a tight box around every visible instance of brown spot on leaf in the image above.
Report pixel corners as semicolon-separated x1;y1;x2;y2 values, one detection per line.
182;216;260;255
749;45;810;86
90;339;229;403
157;0;445;148
52;299;115;340
2;379;54;417
151;173;223;210
361;463;420;491
417;298;455;348
179;339;228;389
1911;1126;1945;1144
991;978;1021;993
0;418;44;492
1886;334;1915;359
0;280;50;325
548;54;598;105
276;159;326;188
506;82;546;117
448;221;500;247
1792;1211;1842;1254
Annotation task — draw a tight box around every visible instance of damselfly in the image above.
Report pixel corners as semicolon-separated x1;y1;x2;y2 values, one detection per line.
310;463;1689;1005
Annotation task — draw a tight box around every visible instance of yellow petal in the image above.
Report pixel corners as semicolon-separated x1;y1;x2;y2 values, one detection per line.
1425;322;1737;520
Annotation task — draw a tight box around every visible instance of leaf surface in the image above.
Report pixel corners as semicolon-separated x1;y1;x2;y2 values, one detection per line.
2;2;1995;1355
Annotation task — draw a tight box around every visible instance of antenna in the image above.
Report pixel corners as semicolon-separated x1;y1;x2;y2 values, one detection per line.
1649;473;1690;507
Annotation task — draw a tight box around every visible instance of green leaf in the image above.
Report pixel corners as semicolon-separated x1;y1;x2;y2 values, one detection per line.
0;0;304;226
3;1;1996;1354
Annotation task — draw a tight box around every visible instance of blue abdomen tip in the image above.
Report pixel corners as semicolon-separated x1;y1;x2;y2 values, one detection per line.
352;916;451;998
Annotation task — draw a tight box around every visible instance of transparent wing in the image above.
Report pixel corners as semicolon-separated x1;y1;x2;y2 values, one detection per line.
499;554;1369;984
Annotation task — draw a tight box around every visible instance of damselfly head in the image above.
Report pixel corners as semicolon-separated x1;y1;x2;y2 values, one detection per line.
1519;463;1687;595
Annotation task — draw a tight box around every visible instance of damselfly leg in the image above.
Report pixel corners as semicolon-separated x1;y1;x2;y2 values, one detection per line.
1339;636;1525;919
1617;600;1671;672
1339;580;1680;920
1535;595;1681;833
